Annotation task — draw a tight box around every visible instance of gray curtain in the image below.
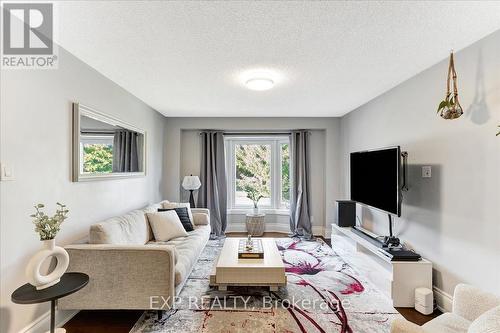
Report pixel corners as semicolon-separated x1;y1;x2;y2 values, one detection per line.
112;130;139;172
197;131;227;237
289;130;312;239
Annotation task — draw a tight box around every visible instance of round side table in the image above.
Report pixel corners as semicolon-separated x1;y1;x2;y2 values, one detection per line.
12;272;89;333
246;213;265;236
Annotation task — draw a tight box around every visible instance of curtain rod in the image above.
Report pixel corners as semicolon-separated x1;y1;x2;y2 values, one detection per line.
81;130;115;135
223;132;291;136
198;130;311;136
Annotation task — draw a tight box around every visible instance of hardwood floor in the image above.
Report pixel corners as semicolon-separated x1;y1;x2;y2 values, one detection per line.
396;307;441;326
64;310;143;333
63;233;439;332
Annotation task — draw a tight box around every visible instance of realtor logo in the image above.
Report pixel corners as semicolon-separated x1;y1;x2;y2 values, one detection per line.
1;2;58;68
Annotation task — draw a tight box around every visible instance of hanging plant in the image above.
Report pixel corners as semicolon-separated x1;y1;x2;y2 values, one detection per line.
437;51;463;119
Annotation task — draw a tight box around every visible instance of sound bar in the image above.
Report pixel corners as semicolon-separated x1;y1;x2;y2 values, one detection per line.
352;226;384;248
351;226;421;261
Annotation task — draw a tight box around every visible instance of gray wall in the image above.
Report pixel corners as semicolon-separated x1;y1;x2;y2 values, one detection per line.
0;48;166;333
340;30;500;297
164;118;341;235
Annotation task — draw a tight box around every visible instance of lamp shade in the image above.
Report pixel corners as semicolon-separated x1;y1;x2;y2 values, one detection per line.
182;175;201;190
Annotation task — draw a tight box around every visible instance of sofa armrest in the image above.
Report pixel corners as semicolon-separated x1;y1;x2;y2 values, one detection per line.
192;208;210;225
453;284;500;322
58;244;176;310
390;317;425;333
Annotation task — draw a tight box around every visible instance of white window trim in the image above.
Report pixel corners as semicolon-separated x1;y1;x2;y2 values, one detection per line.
225;136;290;214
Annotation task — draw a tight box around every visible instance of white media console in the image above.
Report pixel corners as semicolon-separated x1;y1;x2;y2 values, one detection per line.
331;224;432;307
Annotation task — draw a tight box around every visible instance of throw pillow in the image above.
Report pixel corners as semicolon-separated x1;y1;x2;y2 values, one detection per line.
146;211;188;242
158;207;194;232
162;202;194;224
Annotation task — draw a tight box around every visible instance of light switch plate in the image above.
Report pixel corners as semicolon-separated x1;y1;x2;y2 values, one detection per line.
422;166;432;178
0;163;15;181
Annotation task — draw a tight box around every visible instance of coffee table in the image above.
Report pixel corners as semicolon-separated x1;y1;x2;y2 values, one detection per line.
210;238;286;291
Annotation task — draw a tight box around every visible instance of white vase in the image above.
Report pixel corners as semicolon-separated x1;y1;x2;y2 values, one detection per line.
253;207;259;214
25;239;69;290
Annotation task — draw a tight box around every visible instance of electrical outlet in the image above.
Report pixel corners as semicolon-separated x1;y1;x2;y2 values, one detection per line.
422;166;432;178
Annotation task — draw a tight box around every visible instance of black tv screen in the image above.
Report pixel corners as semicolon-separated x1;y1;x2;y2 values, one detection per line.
350;146;401;216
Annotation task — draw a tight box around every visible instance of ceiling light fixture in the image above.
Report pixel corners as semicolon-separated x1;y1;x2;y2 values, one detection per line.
245;77;275;91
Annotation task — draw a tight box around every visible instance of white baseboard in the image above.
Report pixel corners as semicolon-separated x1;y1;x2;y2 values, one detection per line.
312;226;325;237
433;286;453;313
226;223;325;237
19;309;79;333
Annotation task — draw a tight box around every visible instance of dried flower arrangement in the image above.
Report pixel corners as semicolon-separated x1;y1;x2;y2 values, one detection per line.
30;203;69;240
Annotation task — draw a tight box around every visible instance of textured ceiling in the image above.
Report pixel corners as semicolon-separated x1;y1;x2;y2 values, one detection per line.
57;1;500;117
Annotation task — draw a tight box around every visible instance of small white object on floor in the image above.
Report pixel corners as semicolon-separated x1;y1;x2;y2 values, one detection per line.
415;287;434;315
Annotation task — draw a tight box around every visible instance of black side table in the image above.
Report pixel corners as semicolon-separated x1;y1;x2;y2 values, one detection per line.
12;272;89;333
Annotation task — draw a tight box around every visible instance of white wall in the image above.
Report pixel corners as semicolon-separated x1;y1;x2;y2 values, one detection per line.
340;30;500;297
165;118;341;235
0;47;166;333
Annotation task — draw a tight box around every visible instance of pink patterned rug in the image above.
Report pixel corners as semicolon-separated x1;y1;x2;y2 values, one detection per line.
130;238;399;332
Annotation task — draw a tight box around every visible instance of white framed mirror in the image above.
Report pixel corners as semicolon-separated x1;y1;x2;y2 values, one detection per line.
72;103;146;182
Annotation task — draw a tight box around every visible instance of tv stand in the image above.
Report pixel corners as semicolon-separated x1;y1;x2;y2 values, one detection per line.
332;224;432;307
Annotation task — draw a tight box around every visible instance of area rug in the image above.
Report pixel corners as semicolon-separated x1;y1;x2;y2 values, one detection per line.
130;238;399;332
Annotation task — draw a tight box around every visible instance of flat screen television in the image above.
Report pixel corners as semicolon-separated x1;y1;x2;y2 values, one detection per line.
350;146;401;217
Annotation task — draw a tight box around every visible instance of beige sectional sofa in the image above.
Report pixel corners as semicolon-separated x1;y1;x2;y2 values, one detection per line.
58;201;211;310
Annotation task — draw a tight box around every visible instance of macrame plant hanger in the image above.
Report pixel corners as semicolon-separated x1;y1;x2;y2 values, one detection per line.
438;50;463;119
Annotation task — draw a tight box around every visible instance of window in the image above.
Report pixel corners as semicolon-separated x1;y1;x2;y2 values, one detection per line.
226;136;290;211
80;135;114;174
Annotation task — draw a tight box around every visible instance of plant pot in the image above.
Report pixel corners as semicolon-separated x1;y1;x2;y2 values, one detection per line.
440;104;463;120
25;238;69;290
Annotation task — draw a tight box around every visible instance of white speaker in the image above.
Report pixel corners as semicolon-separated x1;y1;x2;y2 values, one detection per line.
415;287;433;315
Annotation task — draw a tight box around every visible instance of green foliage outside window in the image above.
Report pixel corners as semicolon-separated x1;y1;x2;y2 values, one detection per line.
236;145;271;207
281;143;290;203
235;143;290;208
83;144;113;173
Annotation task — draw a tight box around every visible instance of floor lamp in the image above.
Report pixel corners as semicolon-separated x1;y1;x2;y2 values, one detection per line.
182;175;201;208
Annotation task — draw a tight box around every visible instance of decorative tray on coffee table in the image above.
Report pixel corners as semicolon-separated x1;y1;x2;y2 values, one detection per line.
238;239;264;259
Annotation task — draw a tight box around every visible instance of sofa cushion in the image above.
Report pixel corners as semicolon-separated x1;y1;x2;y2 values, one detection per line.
422;313;470;333
193;212;209;225
89;209;150;245
468;305;500;333
142;203;163;213
141;203;162;241
148;225;211;286
146;211;188;242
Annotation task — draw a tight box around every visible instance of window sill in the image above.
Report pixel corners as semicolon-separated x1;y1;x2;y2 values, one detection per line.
227;208;290;216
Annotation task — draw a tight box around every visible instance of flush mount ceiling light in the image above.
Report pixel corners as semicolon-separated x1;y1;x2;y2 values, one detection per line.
245;77;274;91
236;68;284;91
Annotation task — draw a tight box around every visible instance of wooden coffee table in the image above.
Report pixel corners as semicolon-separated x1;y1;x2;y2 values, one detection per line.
210;238;286;291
